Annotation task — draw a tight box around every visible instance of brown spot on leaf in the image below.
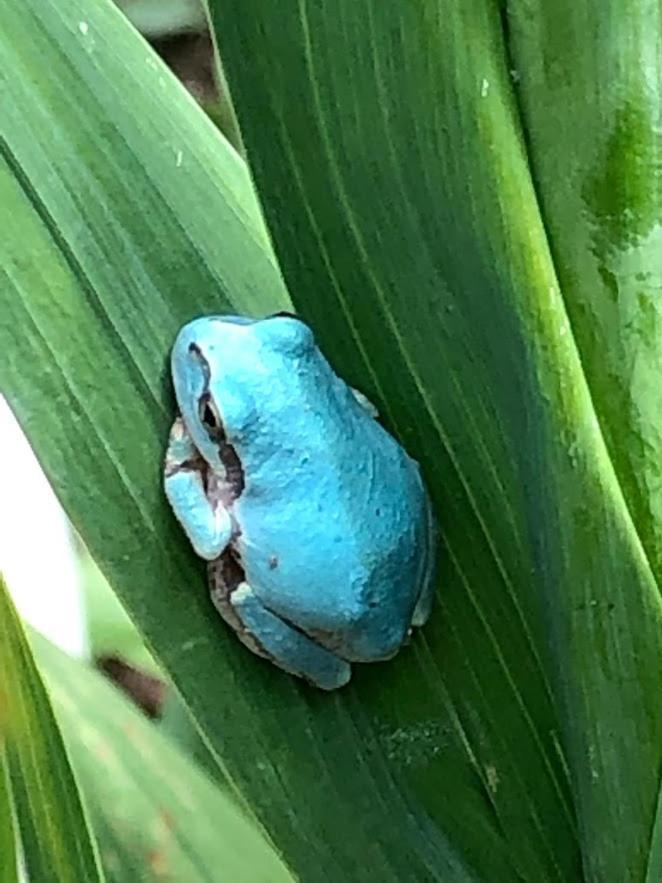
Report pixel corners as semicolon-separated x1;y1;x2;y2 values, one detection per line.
157;808;175;833
147;848;169;877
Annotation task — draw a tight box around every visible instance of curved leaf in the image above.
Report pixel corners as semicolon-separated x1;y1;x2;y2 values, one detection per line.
506;1;662;583
209;0;662;879
0;0;490;878
0;576;104;883
0;755;17;883
2;0;661;881
504;6;662;875
31;633;293;883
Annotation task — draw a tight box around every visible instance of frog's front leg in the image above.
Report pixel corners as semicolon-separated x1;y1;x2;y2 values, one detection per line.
164;418;233;560
209;559;351;690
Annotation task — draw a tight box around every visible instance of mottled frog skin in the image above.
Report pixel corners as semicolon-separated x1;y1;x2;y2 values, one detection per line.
164;314;436;689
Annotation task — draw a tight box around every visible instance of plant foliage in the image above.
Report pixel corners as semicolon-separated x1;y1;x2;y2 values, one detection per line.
1;0;661;880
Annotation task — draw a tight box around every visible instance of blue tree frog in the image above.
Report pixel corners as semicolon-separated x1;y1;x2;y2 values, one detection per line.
164;314;436;690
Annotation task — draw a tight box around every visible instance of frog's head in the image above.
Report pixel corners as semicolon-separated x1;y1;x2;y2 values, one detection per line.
170;313;316;464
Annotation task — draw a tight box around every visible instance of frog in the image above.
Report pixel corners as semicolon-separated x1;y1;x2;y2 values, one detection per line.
164;313;437;690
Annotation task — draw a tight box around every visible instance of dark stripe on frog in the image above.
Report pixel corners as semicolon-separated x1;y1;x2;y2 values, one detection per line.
189;343;245;498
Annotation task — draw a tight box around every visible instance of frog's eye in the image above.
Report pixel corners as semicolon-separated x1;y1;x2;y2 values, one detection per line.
198;392;222;435
270;311;299;320
265;313;315;353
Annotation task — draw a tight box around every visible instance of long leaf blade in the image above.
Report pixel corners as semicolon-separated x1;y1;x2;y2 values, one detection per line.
507;0;662;580
31;633;293;883
209;1;662;878
0;576;104;883
505;5;662;874
0;754;17;883
5;0;661;879
1;2;482;881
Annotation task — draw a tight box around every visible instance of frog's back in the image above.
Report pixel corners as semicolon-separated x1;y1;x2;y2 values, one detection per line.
233;362;432;662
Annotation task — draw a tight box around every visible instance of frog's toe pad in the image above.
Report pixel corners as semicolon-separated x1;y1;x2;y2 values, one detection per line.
224;584;351;691
164;417;200;472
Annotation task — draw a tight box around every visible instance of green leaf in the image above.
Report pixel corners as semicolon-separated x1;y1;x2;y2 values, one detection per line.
0;576;104;883
503;8;662;876
647;791;662;883
30;632;293;883
208;1;662;879
3;0;662;881
0;754;17;883
0;3;490;879
78;545;158;674
157;690;226;788
506;1;662;583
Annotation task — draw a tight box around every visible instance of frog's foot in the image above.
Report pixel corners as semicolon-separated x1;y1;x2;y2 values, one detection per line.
164;418;233;560
350;387;379;419
209;556;351;691
164;416;200;472
412;571;436;628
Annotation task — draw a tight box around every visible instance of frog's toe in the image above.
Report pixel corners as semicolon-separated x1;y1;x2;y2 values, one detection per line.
212;581;351;690
411;575;435;628
412;536;437;628
164;417;199;472
411;496;438;628
350;386;379;418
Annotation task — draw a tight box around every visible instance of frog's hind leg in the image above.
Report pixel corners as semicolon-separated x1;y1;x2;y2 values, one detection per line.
209;555;351;691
